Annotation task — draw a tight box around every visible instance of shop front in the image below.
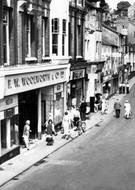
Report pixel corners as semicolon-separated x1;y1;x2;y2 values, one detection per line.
0;66;69;162
102;74;113;98
85;61;104;112
0;95;19;164
67;69;86;108
41;83;65;131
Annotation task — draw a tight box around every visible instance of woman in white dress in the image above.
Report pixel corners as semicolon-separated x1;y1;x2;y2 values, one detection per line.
62;111;71;140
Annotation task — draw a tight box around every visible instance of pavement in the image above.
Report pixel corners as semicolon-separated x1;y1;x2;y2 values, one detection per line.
0;76;135;187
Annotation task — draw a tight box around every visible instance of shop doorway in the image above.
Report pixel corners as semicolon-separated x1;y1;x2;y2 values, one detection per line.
19;90;38;143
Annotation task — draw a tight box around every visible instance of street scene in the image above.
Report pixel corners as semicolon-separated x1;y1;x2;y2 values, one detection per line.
0;0;135;189
1;81;135;190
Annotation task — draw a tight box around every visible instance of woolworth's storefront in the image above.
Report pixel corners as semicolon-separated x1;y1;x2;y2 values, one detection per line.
0;65;70;164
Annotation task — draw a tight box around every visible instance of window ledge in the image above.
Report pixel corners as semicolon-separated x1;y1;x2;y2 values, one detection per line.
42;57;51;61
25;57;37;62
76;56;83;59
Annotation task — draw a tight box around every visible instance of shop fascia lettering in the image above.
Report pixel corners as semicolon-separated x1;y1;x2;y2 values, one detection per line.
71;69;85;80
7;71;65;90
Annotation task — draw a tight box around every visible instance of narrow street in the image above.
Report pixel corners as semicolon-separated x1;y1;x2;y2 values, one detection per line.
1;86;135;190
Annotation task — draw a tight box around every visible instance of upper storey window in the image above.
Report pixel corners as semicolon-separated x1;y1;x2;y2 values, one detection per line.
3;9;10;65
26;14;36;58
62;19;66;56
52;18;59;56
42;17;49;57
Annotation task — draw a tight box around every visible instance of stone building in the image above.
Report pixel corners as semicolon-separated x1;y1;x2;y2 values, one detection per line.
0;0;70;164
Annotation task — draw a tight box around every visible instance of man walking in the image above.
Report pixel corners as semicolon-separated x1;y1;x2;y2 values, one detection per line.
79;99;87;121
114;100;121;118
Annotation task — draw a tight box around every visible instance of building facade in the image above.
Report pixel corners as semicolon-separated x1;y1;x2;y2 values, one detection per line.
0;0;70;164
102;24;121;96
84;0;105;112
67;0;86;108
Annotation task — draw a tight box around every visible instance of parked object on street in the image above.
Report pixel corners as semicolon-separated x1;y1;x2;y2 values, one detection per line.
45;119;55;146
114;100;121;118
124;100;131;119
22;120;31;150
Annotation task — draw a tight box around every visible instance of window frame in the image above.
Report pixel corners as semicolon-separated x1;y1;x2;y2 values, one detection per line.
3;9;10;65
62;19;66;56
52;18;59;56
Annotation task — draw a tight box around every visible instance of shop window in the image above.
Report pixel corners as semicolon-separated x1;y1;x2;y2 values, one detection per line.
1;120;7;149
10;116;19;146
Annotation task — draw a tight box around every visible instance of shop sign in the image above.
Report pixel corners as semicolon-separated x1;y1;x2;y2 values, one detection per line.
56;92;62;100
70;69;85;80
5;69;66;96
0;95;18;111
54;84;63;93
4;108;14;119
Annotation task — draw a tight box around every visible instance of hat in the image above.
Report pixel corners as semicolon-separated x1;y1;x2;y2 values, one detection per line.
26;120;30;125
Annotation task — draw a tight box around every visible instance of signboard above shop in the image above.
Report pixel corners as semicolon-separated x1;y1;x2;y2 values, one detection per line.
0;95;18;112
70;69;85;80
5;69;67;96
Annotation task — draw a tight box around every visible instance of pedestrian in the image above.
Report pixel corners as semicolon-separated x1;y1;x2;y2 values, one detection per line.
114;99;121;118
62;111;71;140
46;119;55;145
101;96;106;114
119;83;122;94
124;100;131;119
79;98;87;121
122;83;126;94
126;82;129;94
67;108;74;129
22;120;31;150
73;107;81;128
70;105;76;128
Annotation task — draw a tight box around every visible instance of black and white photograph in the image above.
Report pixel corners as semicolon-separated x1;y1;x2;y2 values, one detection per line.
0;0;135;189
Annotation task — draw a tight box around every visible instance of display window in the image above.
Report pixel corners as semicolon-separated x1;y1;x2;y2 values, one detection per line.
1;115;19;155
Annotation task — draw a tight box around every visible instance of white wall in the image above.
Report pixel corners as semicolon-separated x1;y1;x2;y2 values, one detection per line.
50;0;69;19
50;0;69;58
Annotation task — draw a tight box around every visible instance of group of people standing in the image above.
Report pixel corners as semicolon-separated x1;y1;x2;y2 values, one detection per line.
62;99;87;140
119;82;130;94
114;99;131;119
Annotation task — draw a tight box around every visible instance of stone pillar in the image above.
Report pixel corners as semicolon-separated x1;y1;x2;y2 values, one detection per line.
6;119;11;149
37;89;42;140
